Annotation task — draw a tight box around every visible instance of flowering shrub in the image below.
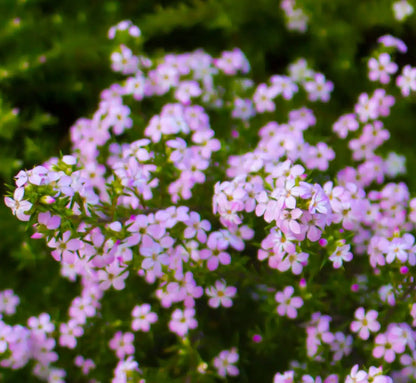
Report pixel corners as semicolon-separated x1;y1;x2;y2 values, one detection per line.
3;11;416;383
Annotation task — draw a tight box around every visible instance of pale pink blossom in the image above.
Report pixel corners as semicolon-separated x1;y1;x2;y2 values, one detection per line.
131;304;158;332
275;286;303;319
206;280;237;308
350;307;380;340
4;187;32;221
213;348;239;377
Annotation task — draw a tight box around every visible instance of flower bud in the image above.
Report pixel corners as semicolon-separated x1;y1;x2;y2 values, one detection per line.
400;266;409;274
40;195;55;204
252;334;263;343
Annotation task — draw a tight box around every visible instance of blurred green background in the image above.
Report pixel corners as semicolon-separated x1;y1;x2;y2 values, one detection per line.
1;0;416;381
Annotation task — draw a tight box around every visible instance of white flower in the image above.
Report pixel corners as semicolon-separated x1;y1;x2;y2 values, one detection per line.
4;187;32;221
393;0;414;21
329;244;353;269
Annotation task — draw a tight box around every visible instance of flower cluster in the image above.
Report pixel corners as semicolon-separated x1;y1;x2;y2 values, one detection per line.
3;17;416;383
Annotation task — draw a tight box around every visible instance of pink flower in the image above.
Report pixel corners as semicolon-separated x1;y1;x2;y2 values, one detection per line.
373;89;394;117
278;251;309;275
214;48;249;75
36;211;61;231
74;355;95;375
213;347;239;377
329;244;353;269
183;212;211;242
367;366;392;383
168;308;197;337
110;45;138;74
32;333;58;365
332;114;359;138
304;143;335;171
59;320;83;349
0;290;19;316
397;65;416;96
206;280;237;308
304;73;333;102
144;115;164;143
330;332;352;362
69;296;96;324
47;231;81;264
175;81;202;104
112;356;140;383
393;0;414;21
275;286;303;319
355;92;378;122
4;187;32;221
378;284;395;306
274;371;294;383
27;313;54;333
253;84;276;113
279;208;303;235
232;98;255;120
378;34;407;53
288;58;314;81
373;327;406;363
368;53;398;84
309;184;331;214
140;236;169;276
281;2;308;32
385;236;412;263
345;365;368;383
0;322;11;353
200;232;231;271
400;351;416;378
109;331;135;359
350;307;380;340
124;75;145;100
270;75;298;100
97;261;129;291
48;368;66;383
131;304;158;332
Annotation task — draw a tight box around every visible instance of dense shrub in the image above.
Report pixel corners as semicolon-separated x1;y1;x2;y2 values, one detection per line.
2;1;416;382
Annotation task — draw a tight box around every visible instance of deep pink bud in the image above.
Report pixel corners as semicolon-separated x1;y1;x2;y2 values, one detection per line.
231;130;239;138
400;266;409;274
319;238;328;247
252;334;262;343
299;278;307;288
40;195;55;204
351;284;359;292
